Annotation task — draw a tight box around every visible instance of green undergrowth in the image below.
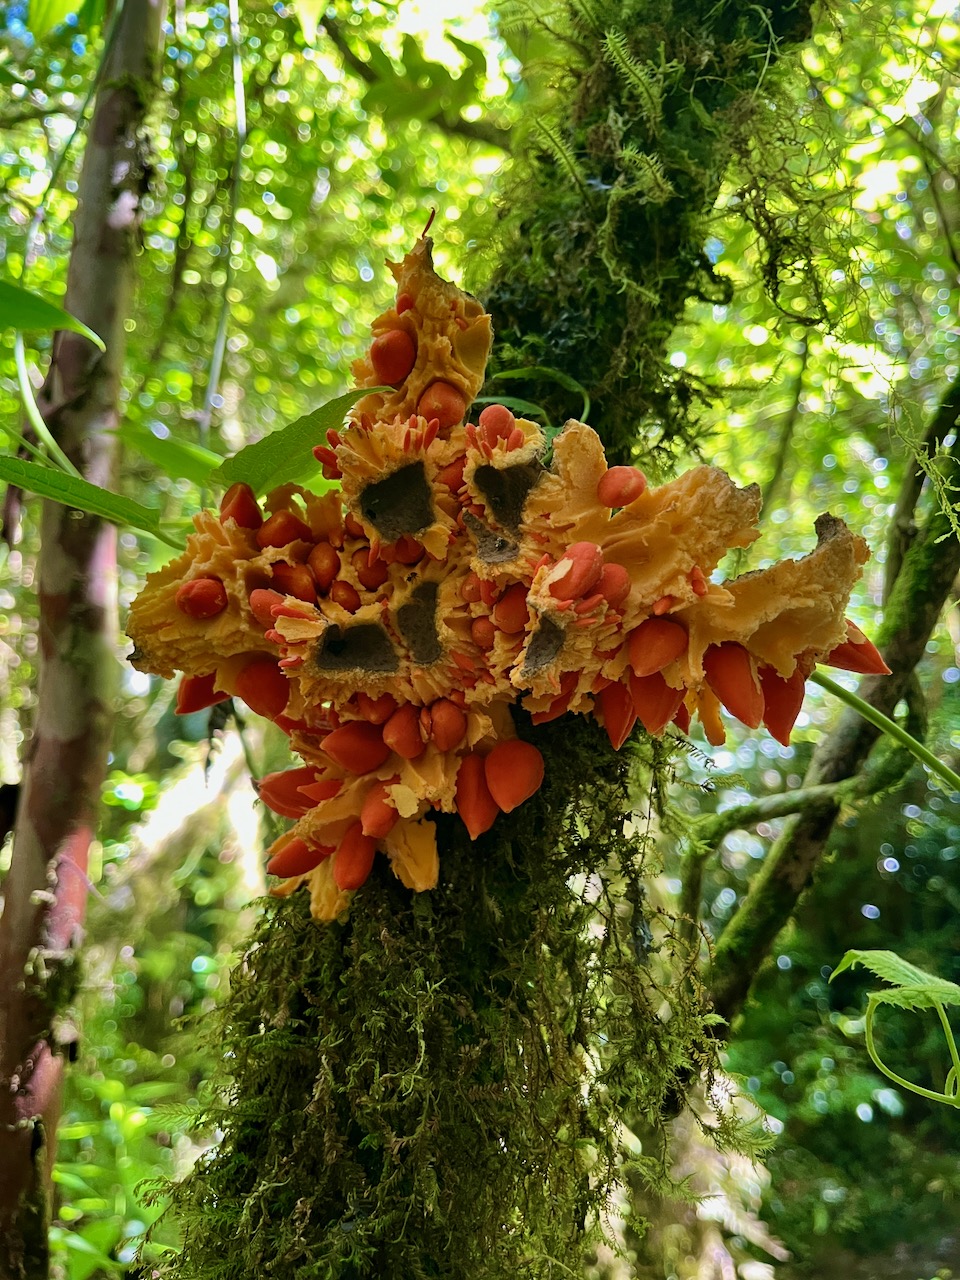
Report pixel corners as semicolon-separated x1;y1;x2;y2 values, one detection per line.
151;718;722;1278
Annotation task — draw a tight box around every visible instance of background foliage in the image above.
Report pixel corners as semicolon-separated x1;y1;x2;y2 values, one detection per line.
1;0;959;1276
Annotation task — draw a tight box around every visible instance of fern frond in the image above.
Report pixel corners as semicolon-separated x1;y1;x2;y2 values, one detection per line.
569;0;609;37
619;145;675;203
604;29;663;130
531;117;589;194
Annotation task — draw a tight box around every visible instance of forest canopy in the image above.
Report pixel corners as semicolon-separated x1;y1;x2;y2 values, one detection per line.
0;0;959;1278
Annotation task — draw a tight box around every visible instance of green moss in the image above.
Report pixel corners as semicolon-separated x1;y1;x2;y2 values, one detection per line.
156;719;716;1278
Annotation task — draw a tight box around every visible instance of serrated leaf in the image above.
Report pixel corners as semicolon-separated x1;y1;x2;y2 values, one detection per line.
0;281;105;350
122;425;220;487
832;949;960;1011
27;0;76;35
215;387;385;495
0;456;179;545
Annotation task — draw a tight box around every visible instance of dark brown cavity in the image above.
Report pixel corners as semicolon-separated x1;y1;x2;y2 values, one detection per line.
396;581;442;665
463;512;519;564
522;615;566;676
359;461;434;542
314;623;399;674
472;461;542;530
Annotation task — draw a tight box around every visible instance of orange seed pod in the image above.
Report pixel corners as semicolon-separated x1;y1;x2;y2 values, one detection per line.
175;577;228;620
256;510;312;549
382;703;426;760
455;753;500;839
597;466;646;508
333;822;377;891
702;643;764;730
371;329;417;384
220;482;262;530
235;658;290;720
308;542;340;592
484;740;545;814
627;617;688;677
548;542;604;602
321;721;391;774
418;381;466;429
175;672;229;715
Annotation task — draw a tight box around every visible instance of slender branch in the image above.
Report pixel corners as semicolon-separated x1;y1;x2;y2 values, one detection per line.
322;16;510;151
759;339;807;515
678;781;848;944
883;366;960;601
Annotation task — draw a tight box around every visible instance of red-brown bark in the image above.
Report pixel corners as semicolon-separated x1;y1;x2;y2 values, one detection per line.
0;4;163;1274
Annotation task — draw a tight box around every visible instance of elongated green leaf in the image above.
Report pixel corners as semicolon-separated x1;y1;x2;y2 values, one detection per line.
294;0;324;43
832;949;960;1011
122;425;220;487
0;456;181;546
0;280;105;350
215;387;385;495
473;394;548;420
27;0;76;36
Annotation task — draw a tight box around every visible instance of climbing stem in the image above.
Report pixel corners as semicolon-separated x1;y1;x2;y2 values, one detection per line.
864;999;960;1108
14;333;83;479
810;671;960;795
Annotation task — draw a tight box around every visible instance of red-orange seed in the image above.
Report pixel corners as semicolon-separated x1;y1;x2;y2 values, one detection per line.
702;643;764;729
256;509;312;549
308;542;340;592
759;666;806;746
460;573;483;604
333;822;378;891
267;837;328;879
175;576;228;620
344;513;366;540
418;381;466;429
471;617;496;650
235;658;290;720
356;691;397;724
321;721;390;773
437;457;467;491
360;782;400;839
628;671;685;736
428;698;467;752
382;703;426;760
455;754;500;839
353;548;389;590
598;562;631;610
549;542;604;601
271;562;317;603
257;766;318;819
597;682;637;750
484;740;545;813
220;482;262;530
396;292;415;314
330;580;361;614
175;672;229;715
249;588;285;628
393;535;425;565
492;583;529;634
597;466;646;508
371;329;416;384
628;617;688;677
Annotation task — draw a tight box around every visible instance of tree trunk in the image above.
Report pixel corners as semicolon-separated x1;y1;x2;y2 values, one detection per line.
0;4;163;1274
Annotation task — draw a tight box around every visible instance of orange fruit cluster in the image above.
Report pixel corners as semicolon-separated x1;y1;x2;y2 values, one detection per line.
128;236;887;920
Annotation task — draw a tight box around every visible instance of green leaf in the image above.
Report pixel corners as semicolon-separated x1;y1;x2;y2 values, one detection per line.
831;949;960;1011
0;456;181;547
0;281;105;350
27;0;76;35
122;425;220;487
473;394;548;420
294;0;324;44
215;387;384;496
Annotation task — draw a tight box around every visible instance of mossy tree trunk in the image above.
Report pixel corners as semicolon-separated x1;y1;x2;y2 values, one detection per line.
0;5;163;1275
162;3;821;1276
